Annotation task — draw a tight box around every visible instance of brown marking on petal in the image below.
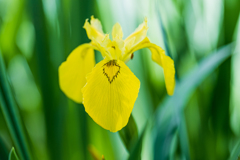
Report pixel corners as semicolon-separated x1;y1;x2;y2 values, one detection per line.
103;60;120;83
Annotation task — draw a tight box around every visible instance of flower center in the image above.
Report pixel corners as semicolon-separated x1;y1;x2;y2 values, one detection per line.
103;60;120;83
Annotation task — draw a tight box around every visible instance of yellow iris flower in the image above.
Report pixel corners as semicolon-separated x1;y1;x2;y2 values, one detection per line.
59;16;175;132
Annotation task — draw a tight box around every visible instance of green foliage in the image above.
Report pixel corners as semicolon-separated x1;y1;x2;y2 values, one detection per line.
0;137;8;160
153;44;233;159
0;53;32;160
119;114;138;152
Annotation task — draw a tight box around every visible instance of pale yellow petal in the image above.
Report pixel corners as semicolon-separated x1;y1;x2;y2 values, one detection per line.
111;22;124;59
59;44;95;103
124;18;148;51
112;23;123;40
82;59;140;132
101;34;112;49
101;34;124;60
90;16;104;34
83;16;105;43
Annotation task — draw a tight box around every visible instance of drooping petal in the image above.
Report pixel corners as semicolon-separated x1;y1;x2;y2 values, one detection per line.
159;54;175;95
83;16;105;43
124;18;148;52
123;37;175;95
82;59;140;132
148;44;175;95
59;44;95;103
112;23;123;40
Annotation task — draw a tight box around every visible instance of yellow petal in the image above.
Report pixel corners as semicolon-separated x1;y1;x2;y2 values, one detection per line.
111;23;125;58
148;44;175;95
124;18;148;51
82;59;140;132
160;54;175;95
101;34;124;60
101;34;112;48
90;16;104;34
123;37;175;95
59;44;95;103
112;23;123;40
83;16;105;43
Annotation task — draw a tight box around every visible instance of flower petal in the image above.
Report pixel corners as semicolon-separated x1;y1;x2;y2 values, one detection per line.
59;44;95;103
112;23;123;40
123;37;175;95
124;18;148;51
83;16;105;43
160;54;175;95
101;34;124;60
82;59;140;132
149;44;175;95
111;23;125;58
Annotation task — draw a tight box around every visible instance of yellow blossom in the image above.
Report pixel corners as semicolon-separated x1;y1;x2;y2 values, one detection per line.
59;16;175;132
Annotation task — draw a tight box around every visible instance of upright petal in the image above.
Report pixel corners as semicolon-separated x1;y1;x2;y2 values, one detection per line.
124;18;148;51
82;59;140;132
59;44;95;103
101;34;124;60
83;16;105;43
112;23;123;40
90;16;104;34
111;23;125;59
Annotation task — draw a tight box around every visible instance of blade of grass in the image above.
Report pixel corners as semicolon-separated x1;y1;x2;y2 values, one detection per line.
169;129;178;160
0;52;32;160
8;147;19;160
153;43;234;159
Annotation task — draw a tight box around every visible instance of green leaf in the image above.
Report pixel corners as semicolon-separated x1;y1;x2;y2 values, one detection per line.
119;114;138;152
128;125;146;160
9;147;19;160
153;43;234;159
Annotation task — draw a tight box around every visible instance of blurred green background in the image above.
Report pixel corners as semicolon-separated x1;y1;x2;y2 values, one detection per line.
0;0;240;159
